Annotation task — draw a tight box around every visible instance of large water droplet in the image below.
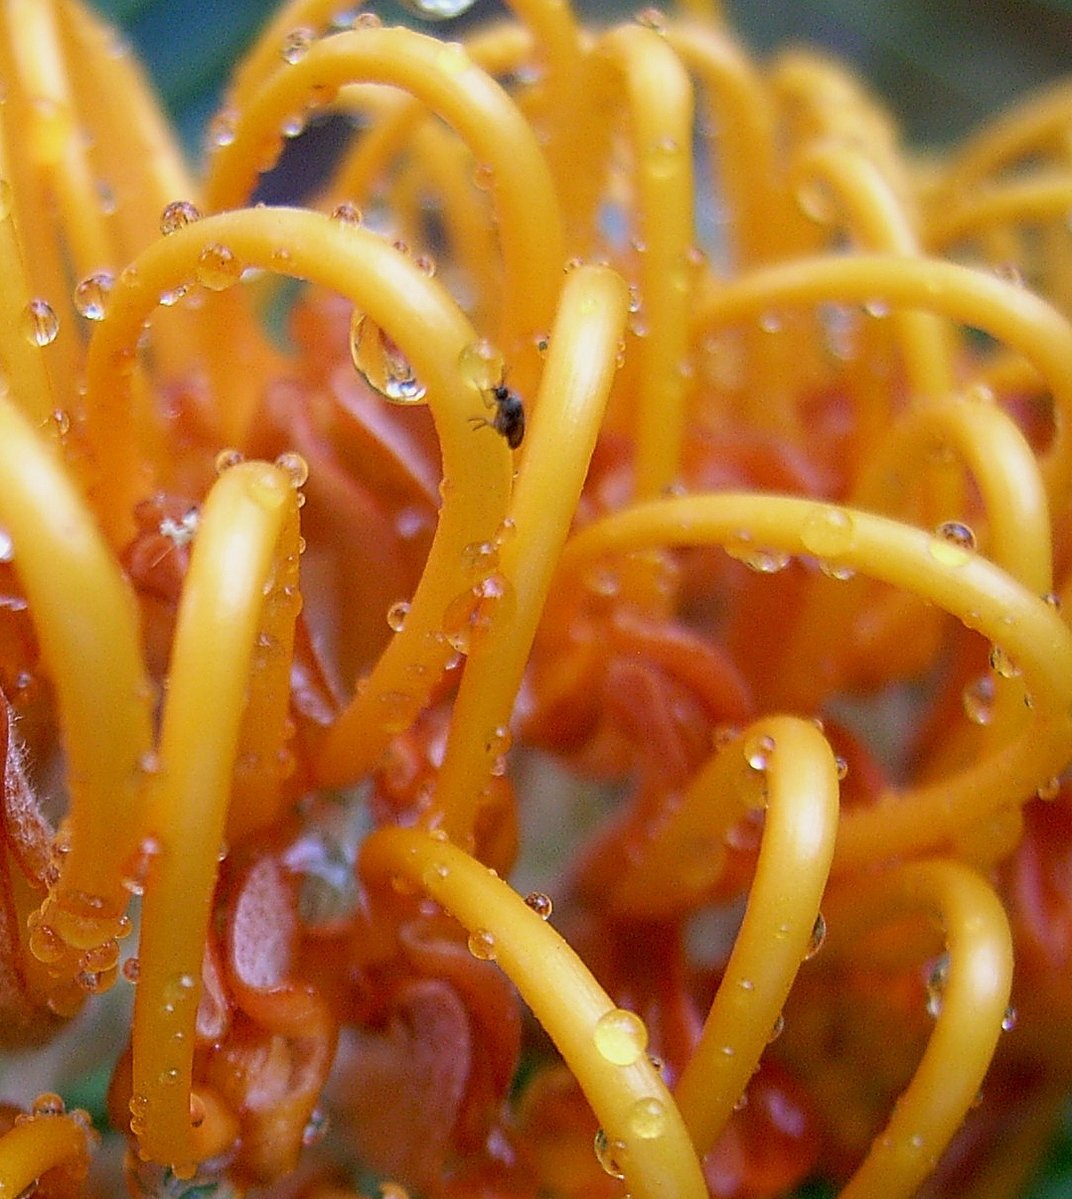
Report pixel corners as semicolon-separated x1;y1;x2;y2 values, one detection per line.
457;338;504;391
725;530;789;573
195;244;242;291
629;1096;667;1139
804;912;826;960
744;732;775;771
281;27;314;64
929;521;976;568
22;298;59;346
397;0;477;18
593;1007;648;1065
73;271;115;321
331;201;363;226
467;928;497;960
962;674;995;725
925;953;949;1018
31;1092;65;1117
274;450;309;489
160;200;201;235
989;644;1021;679
215;447;245;474
386;600;410;633
349;310;426;403
801;506;855;557
593;1129;627;1179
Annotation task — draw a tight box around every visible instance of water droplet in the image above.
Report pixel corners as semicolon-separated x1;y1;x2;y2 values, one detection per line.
647;136;680;179
524;892;553;919
925;953;949;1018
331;201;363;226
73;271;115;321
31;1092;65;1117
208;110;237;149
302;1108;330;1147
993;262;1024;288
159;283;189;307
804;912;826;959
629;1096;667;1139
801;506;855;557
421;860;449;888
379;689;419;734
397;0;478;19
460;539;498;580
834;755;849;781
349;310;426;403
758;310;783;333
863;299;890;318
795;177;836;223
928;527;972;569
467;928;497;960
744;732;775;771
274;450;309;488
281;27;314;64
593;1129;627;1179
583;563;620;597
725;530;789;573
281;112;306;139
442;573;511;654
989;645;1021;679
386;600;410;632
22;298;59;346
76;969;103;993
768;1012;785;1042
215;447;244;474
351;11;383;29
634;7;668;32
1037;776;1061;801
458;339;504;392
593;1008;648;1066
160;200;201;235
122;956;141;983
962;674;995;725
1001;1005;1017;1032
80;938;120;973
28;920;64;964
485;724;512;756
196;244;242;291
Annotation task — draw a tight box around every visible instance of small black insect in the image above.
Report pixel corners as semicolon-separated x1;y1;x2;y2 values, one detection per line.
469;381;525;450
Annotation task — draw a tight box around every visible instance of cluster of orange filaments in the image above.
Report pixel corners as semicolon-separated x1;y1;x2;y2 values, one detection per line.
1;1;1072;1198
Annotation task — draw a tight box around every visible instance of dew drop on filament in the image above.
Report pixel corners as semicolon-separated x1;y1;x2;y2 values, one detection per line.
349;310;426;403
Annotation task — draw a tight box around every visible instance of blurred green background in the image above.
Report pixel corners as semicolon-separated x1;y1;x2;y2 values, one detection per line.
94;0;1072;155
89;0;1072;1195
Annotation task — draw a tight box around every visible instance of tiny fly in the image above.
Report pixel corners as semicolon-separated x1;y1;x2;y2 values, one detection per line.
470;381;525;449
